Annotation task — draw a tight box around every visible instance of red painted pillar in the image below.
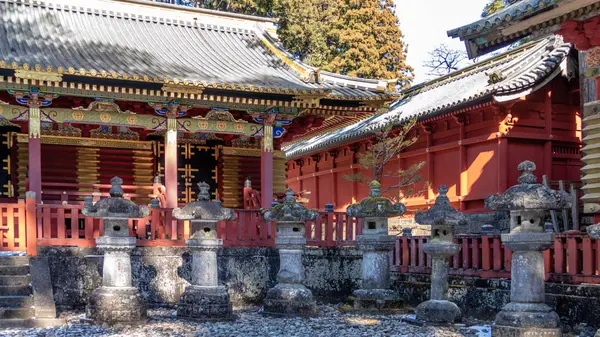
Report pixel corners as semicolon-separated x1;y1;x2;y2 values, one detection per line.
261;123;274;208
423;125;434;201
458;121;467;211
544;89;553;180
28;106;42;203
497;138;508;193
164;117;178;208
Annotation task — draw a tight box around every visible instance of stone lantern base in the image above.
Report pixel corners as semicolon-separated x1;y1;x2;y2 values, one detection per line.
86;287;147;324
177;285;233;321
415;299;461;324
493;303;561;337
352;289;402;311
262;283;316;317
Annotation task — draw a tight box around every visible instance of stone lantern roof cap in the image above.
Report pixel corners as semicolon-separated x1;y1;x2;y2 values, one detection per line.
172;181;236;221
82;176;150;219
485;161;571;211
262;188;319;222
415;185;466;227
346;180;406;218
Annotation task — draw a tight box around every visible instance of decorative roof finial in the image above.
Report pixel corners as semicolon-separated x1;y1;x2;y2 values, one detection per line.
346;180;405;218
109;176;124;198
517;160;537;184
263;188;318;222
284;188;296;203
369;181;382;197
197;181;211;201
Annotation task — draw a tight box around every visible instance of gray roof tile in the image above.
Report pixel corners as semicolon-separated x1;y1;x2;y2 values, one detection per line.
284;36;571;158
0;0;386;99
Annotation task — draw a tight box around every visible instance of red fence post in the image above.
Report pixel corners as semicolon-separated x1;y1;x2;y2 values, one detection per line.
25;192;37;256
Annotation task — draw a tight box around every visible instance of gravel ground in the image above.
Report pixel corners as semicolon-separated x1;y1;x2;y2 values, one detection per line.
0;305;491;337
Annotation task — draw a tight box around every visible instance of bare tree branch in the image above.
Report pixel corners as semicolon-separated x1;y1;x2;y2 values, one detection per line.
423;44;468;77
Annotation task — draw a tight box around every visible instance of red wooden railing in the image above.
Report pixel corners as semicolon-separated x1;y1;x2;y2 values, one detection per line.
26;200;360;250
0;200;26;251
41;182;155;204
2;195;600;286
305;212;362;246
393;233;600;284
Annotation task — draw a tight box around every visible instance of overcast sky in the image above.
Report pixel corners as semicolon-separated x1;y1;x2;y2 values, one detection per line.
396;0;490;84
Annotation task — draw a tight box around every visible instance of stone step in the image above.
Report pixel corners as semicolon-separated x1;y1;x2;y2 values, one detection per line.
0;275;31;287
0;265;30;275
0;318;65;328
0;256;28;266
0;307;34;319
0;285;32;296
0;295;33;308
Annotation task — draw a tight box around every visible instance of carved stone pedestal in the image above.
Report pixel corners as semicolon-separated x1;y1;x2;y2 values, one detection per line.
352;237;401;310
262;190;318;317
346;181;405;312
415;242;461;323
484;162;570;337
492;232;561;337
172;182;236;321
176;234;233;321
414;185;464;324
82;177;150;325
262;230;316;316
177;285;232;320
87;287;146;324
86;231;147;324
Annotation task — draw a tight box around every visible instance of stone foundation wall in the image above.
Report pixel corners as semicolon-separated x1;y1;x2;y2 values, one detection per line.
393;273;600;330
40;245;600;330
38;246;361;311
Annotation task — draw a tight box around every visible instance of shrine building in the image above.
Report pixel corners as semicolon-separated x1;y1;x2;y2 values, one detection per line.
447;0;599;222
284;35;582;214
0;0;393;210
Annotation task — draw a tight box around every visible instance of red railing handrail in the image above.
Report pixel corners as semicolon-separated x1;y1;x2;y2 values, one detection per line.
41;182;155;190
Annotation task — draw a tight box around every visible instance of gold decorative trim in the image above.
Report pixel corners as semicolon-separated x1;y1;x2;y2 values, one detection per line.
15;134;153;150
72;100;134;114
161;84;204;95
29;107;40;138
15;69;63;82
262;123;273;152
222;146;284;158
0;61;331;97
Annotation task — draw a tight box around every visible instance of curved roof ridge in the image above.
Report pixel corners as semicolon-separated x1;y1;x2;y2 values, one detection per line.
0;0;273;32
447;0;558;39
402;38;547;97
254;24;392;93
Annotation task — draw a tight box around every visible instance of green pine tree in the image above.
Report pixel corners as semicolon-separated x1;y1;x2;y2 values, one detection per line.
275;0;340;68
324;0;413;82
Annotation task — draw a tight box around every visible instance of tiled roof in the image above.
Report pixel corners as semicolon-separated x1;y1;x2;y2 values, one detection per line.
0;0;389;99
447;0;558;39
284;36;571;159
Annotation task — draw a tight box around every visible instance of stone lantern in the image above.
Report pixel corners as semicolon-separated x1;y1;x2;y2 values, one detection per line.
82;176;150;324
262;188;319;316
414;185;465;323
172;181;236;320
485;161;570;337
346;180;405;310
